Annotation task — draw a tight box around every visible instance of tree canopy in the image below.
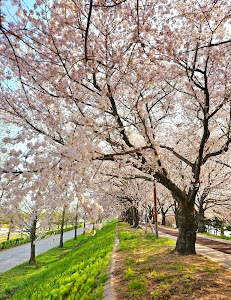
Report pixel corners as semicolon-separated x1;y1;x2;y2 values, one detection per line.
0;0;230;254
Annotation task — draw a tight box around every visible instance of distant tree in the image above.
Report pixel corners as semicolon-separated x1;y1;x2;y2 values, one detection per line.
195;158;231;232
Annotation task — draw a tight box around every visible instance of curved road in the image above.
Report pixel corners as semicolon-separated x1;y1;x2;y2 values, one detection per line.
0;228;83;274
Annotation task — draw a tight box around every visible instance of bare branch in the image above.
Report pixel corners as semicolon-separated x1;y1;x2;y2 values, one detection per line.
85;0;93;62
187;39;231;52
160;145;194;168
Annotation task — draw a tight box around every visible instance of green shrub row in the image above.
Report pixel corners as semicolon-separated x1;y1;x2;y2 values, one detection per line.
0;237;31;249
43;226;75;237
0;225;82;250
9;220;116;300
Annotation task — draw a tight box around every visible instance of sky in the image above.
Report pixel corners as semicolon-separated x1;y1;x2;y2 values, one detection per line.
2;0;36;21
1;1;37;155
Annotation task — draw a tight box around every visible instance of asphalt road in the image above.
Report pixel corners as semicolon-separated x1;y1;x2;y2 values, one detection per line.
0;228;83;274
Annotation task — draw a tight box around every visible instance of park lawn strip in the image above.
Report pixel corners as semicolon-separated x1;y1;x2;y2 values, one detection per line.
0;225;81;250
0;236;31;250
201;232;231;241
114;222;231;300
0;220;116;300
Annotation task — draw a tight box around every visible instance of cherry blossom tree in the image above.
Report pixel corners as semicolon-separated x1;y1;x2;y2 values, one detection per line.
156;185;174;226
1;0;230;255
195;156;231;232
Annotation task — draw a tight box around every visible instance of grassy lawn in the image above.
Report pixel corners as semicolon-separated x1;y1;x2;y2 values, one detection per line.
201;232;231;241
0;226;80;250
1;221;230;299
0;220;116;300
0;233;29;243
114;222;231;300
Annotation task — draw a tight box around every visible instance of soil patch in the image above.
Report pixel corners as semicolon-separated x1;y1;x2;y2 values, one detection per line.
112;223;231;300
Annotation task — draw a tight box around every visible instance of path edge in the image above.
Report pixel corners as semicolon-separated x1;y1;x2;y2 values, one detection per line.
103;221;119;300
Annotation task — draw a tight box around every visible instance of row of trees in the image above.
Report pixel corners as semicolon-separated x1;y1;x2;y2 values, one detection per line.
1;0;230;255
0;176;104;264
99;176;230;232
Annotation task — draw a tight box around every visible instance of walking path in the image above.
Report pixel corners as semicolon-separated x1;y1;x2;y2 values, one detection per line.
0;228;83;274
103;225;119;300
158;227;231;269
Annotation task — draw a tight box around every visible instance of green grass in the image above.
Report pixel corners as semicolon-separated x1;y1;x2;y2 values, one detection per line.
0;233;29;243
0;220;116;300
201;232;231;240
0;236;31;250
115;222;231;300
0;225;82;250
128;276;146;296
124;267;135;280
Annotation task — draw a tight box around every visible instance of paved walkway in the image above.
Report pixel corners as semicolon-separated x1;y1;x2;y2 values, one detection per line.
0;228;83;274
158;230;231;269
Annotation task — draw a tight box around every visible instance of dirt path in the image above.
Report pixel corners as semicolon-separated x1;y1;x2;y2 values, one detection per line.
103;223;120;300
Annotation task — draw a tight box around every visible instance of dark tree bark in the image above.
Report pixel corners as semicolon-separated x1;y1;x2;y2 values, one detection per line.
147;205;154;223
221;226;224;235
59;205;66;248
7;219;14;241
132;206;139;228
175;202;196;254
125;207;133;225
74;214;78;240
172;200;179;228
29;216;37;265
124;206;139;227
7;228;11;241
83;218;86;234
161;211;166;226
197;206;206;233
74;202;79;240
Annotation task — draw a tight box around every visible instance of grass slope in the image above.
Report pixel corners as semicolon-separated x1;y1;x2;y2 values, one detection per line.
0;220;116;300
201;232;231;240
114;222;231;300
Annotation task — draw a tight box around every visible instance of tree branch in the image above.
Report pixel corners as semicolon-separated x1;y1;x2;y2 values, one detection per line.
160;145;194;168
187;39;231;52
85;0;93;62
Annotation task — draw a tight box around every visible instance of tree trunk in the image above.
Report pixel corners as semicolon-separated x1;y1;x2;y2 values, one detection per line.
74;213;78;240
126;208;133;225
161;210;166;226
221;226;224;235
74;202;78;240
173;200;179;228
7;220;13;241
59;205;65;248
197;207;206;233
7;228;11;241
148;206;154;224
175;203;196;255
29;217;37;265
83;219;86;234
132;207;139;228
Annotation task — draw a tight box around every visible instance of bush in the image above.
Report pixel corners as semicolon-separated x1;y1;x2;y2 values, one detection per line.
0;237;30;250
0;225;81;250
